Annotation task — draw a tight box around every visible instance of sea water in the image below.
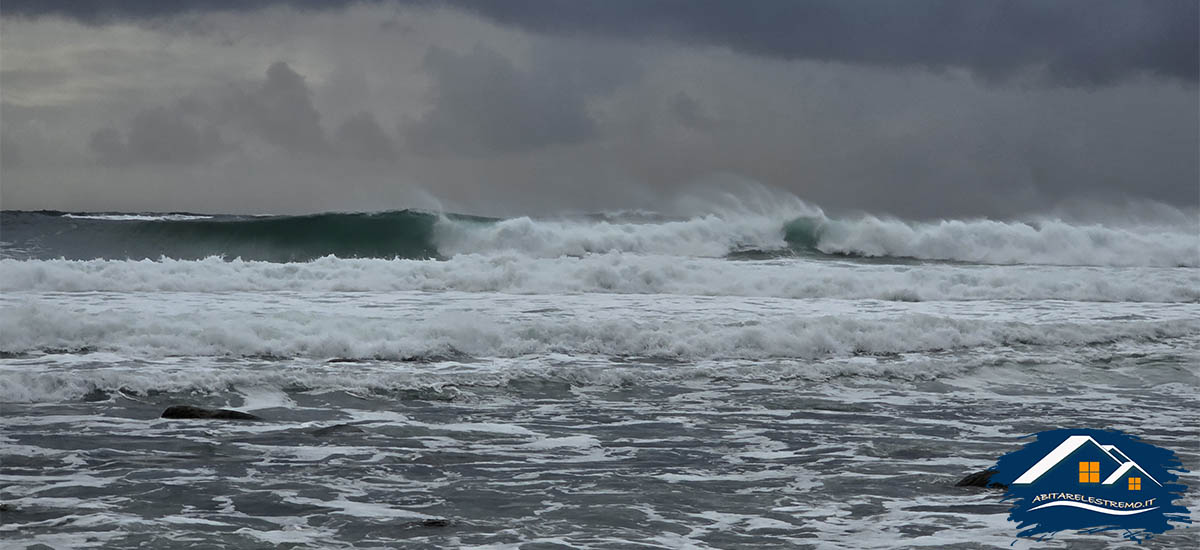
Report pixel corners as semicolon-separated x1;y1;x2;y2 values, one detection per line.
1;207;1197;548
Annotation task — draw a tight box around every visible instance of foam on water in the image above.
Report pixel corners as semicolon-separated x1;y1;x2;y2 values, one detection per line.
3;196;1198;548
4;201;1196;266
807;215;1199;267
4;254;1197;302
62;214;215;222
4;357;1197;548
2;292;1195;365
1;332;1196;404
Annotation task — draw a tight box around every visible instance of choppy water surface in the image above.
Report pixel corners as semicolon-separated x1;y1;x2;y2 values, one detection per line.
1;208;1198;548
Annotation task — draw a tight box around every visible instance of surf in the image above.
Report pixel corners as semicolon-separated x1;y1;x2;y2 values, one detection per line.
1;206;1195;267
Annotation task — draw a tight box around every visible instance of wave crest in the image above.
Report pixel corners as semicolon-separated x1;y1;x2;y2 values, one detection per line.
798;216;1197;267
2;205;1195;267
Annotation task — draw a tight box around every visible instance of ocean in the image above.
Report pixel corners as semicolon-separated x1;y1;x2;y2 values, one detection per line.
1;204;1197;549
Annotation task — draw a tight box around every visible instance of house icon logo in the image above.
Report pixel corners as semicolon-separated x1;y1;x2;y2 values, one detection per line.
986;429;1190;542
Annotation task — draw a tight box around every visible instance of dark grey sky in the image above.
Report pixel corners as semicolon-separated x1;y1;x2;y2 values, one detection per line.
1;1;1196;217
6;0;1196;86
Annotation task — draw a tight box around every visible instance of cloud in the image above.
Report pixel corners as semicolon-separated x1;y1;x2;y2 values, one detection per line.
336;111;396;161
452;0;1200;87
1;133;23;168
403;44;599;155
668;92;717;132
1;5;1195;218
84;61;381;164
7;1;1191;88
8;1;1192;88
0;0;333;21
225;61;329;154
88;105;230;165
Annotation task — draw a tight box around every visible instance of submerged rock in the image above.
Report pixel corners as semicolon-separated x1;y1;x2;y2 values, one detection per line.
161;405;262;421
955;469;1007;490
419;518;451;528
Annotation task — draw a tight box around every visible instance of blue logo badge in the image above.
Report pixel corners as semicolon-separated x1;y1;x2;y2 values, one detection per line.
986;429;1190;542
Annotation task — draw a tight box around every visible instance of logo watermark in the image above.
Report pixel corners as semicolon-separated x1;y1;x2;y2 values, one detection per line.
984;429;1190;542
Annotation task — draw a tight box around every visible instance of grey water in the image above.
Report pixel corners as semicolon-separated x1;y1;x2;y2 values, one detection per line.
2;211;1198;548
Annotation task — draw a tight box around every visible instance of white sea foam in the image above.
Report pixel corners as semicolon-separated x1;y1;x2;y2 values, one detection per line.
4;339;1193;404
812;216;1199;267
2;255;1196;302
429;209;1198;267
12;195;1198;267
433;213;794;257
61;214;214;221
1;297;1194;363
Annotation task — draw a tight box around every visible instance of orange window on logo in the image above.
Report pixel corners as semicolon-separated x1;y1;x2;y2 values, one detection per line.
1078;461;1100;483
1129;477;1141;490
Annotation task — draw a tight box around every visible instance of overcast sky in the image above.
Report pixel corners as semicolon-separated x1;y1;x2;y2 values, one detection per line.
1;0;1196;218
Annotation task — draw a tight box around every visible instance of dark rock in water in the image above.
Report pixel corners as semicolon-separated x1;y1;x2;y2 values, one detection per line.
310;423;366;436
955;469;1007;490
0;503;13;513
161;405;262;421
419;518;451;528
81;388;111;402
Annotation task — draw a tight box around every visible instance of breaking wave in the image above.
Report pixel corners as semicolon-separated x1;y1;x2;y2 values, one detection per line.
2;255;1197;302
2;300;1196;362
0;348;1171;404
1;206;1195;266
792;216;1198;267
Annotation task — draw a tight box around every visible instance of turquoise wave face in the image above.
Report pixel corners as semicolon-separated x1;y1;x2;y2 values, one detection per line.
4;209;1194;266
0;210;494;261
781;215;826;251
1;210;809;262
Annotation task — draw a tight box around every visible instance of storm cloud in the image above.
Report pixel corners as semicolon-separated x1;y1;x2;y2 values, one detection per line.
0;2;1196;218
4;0;1196;87
337;112;396;161
226;62;330;154
90;105;230;165
454;0;1199;87
84;61;405;167
404;45;598;155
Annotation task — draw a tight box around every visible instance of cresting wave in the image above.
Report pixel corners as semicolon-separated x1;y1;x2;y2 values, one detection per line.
2;255;1197;302
2;208;1196;266
793;216;1198;267
0;210;453;262
2;300;1196;362
0;347;1177;404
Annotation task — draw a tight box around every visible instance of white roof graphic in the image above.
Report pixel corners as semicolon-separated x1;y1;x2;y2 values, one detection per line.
1013;435;1162;487
1103;461;1161;487
1102;445;1131;463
